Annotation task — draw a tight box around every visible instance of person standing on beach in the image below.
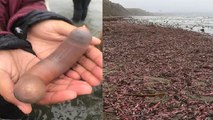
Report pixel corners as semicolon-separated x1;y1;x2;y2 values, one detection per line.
72;0;91;23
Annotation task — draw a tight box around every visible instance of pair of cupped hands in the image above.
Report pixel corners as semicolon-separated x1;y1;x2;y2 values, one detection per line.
0;20;102;114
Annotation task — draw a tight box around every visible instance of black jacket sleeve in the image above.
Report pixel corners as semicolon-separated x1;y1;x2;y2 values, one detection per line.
11;10;72;39
0;10;72;54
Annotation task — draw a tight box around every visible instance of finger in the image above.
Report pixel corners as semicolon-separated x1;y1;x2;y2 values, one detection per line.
59;36;101;48
91;37;101;45
0;70;32;114
65;70;81;80
47;79;92;95
67;81;92;95
55;21;77;36
72;64;101;86
54;75;86;85
55;21;101;45
53;77;74;85
78;56;102;80
38;90;77;105
86;46;103;67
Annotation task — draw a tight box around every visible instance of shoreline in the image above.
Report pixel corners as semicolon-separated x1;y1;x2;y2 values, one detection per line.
103;18;213;119
104;16;213;37
129;16;213;36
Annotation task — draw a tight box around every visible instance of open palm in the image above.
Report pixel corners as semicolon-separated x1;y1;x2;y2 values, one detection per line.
0;49;94;114
0;20;102;114
27;20;102;86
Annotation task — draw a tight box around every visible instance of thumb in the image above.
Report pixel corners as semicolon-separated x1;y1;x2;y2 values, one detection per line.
55;20;76;36
0;70;32;114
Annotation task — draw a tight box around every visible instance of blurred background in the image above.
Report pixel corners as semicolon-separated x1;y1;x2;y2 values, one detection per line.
47;0;102;37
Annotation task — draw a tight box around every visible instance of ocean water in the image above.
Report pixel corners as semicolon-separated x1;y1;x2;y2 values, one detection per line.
131;16;213;35
28;0;102;120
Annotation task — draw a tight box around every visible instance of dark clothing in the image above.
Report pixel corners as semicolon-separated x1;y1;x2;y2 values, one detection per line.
0;10;72;54
0;0;46;34
0;0;46;54
72;0;91;22
0;0;72;119
0;0;46;119
0;96;27;119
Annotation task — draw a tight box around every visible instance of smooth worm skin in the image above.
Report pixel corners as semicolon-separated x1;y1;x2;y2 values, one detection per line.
14;27;92;103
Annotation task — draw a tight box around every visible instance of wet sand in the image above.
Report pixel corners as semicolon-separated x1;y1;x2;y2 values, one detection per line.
103;18;213;120
47;0;102;37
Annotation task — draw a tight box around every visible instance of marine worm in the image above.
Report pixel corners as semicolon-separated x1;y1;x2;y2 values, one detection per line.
14;27;92;103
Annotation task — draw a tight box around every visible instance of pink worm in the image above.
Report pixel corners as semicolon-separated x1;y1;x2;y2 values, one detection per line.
14;27;92;103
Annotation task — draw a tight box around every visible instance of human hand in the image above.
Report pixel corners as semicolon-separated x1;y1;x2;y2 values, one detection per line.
27;20;103;86
0;49;94;114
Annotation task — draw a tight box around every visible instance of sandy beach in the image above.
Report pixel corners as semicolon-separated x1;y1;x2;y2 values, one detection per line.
103;18;213;120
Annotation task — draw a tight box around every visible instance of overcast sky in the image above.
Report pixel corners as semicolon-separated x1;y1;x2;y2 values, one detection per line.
110;0;213;13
